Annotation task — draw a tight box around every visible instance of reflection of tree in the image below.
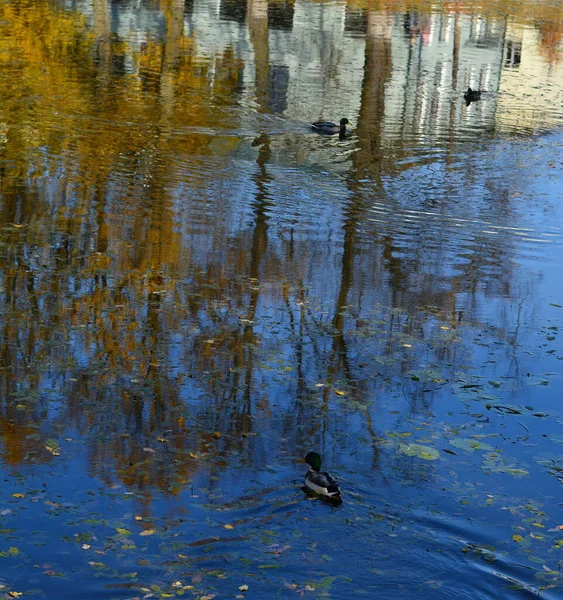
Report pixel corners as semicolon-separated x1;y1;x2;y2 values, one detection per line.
537;19;563;64
0;0;549;499
248;0;270;111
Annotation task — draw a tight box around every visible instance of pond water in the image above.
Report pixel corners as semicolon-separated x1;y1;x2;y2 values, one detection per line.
0;0;563;598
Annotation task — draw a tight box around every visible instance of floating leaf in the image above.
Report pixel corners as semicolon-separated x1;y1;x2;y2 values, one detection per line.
513;534;524;543
482;455;529;477
398;443;439;461
116;528;132;535
449;438;494;453
139;529;156;536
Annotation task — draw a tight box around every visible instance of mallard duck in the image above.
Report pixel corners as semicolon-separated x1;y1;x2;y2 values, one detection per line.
464;87;481;105
303;451;342;502
311;118;350;135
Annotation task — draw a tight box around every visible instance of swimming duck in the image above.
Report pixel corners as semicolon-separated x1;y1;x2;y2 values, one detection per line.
304;451;342;502
464;87;481;105
311;118;350;135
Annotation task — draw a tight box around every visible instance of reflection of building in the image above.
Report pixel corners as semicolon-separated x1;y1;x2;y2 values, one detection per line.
186;0;366;121
496;23;563;133
383;13;505;142
77;0;562;141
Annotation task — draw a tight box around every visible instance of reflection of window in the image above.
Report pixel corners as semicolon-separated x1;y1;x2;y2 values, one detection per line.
468;18;504;48
505;41;522;67
184;0;194;16
403;12;421;38
220;0;246;24
345;10;367;35
268;0;294;31
269;65;289;114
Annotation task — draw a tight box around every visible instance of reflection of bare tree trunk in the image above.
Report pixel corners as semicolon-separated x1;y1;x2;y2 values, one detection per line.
331;10;393;379
231;137;272;433
333;9;393;372
354;11;393;178
327;10;393;463
92;0;111;83
329;204;355;384
161;0;185;121
447;15;461;159
247;0;270;112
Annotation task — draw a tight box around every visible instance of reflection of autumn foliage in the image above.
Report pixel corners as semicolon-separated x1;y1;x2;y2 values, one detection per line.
0;0;244;489
0;416;52;466
537;19;563;64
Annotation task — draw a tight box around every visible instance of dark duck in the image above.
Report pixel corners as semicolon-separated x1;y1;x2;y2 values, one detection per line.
311;118;350;136
303;451;342;503
464;87;482;106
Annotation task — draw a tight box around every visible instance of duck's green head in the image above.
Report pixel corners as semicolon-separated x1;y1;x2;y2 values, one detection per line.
340;118;349;126
305;451;322;471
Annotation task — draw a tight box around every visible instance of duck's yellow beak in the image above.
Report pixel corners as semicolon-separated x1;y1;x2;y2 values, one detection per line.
296;457;306;463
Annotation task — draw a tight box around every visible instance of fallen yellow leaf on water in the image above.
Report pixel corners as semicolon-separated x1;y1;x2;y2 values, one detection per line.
238;584;249;592
440;326;450;330
8;592;23;598
224;524;234;530
403;343;413;348
12;493;25;499
334;390;347;396
139;529;156;536
134;515;143;521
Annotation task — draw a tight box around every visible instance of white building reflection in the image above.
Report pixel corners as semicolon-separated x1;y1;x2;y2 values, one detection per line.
77;0;562;140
